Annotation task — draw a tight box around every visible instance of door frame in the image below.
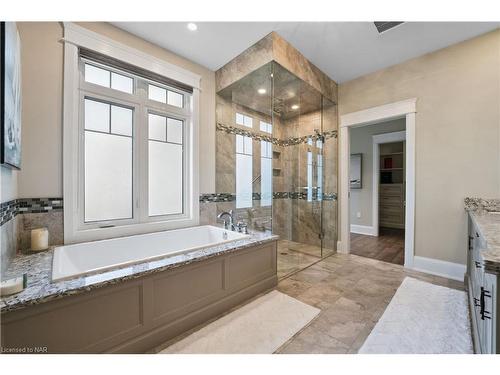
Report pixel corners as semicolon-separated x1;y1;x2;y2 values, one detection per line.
338;98;417;268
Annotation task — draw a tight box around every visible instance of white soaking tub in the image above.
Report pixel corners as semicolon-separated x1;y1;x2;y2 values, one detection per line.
52;225;250;282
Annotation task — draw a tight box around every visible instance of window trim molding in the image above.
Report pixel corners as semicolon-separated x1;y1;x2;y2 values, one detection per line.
63;23;200;244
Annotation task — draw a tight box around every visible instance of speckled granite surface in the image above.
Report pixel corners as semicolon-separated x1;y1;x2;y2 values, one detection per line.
1;230;278;313
465;197;500;274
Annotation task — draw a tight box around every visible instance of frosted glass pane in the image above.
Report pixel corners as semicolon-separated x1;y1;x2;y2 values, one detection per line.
236;135;244;153
148;84;167;103
167;90;183;108
85;64;110;88
111;106;133;136
260;121;271;134
149;114;166;142
149;141;183;216
243;115;253;128
111;72;133;94
167;118;183;144
317;154;323;201
244;136;253;154
307;151;313;202
236;153;252;209
236;113;244;126
85;132;132;222
261;141;271;158
85;99;110;133
261;157;272;207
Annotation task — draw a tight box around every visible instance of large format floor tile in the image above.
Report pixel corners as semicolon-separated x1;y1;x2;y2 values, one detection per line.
276;252;465;354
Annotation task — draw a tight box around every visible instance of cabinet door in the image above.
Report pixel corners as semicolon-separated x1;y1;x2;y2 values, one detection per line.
483;273;496;353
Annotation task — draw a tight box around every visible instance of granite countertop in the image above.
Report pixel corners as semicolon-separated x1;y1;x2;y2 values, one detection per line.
1;230;278;313
465;197;500;274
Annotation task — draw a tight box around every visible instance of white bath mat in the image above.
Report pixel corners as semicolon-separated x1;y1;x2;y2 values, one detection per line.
359;277;473;354
159;290;320;354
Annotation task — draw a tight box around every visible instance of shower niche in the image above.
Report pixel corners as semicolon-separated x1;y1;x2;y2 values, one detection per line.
215;33;338;278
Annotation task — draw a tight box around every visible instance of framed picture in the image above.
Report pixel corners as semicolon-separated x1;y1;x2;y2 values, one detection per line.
1;22;22;169
350;153;362;189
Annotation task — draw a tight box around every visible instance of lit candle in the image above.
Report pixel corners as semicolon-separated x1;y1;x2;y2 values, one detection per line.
31;228;49;251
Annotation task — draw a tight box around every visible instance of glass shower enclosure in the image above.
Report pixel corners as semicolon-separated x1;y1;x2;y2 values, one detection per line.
216;62;338;279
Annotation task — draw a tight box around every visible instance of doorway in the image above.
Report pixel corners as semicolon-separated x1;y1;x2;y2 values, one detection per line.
338;99;416;269
349;125;406;265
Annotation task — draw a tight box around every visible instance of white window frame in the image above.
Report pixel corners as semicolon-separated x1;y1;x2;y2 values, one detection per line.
63;23;201;244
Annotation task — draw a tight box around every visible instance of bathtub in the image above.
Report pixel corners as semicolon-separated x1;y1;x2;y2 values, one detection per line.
52;225;250;282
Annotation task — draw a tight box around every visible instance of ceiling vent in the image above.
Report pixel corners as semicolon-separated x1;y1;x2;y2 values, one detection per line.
374;22;404;34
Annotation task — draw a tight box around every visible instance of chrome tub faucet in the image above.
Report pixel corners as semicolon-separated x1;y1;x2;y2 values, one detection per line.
217;210;235;231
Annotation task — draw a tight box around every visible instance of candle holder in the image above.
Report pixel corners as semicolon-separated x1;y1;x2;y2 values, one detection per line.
31;228;49;252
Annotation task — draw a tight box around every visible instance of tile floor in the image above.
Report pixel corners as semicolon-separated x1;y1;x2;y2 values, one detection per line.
158;248;464;354
275;252;464;354
350;228;405;265
277;240;321;279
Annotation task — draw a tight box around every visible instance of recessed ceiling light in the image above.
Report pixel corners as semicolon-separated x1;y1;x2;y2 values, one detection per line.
291;104;299;110
187;23;198;31
258;88;266;95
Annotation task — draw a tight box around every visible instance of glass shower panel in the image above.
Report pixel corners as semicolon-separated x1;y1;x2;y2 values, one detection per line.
216;63;274;231
215;61;338;280
320;96;338;256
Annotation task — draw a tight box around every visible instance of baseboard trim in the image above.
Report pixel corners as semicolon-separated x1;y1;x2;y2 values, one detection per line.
411;256;466;282
350;224;377;236
337;240;348;254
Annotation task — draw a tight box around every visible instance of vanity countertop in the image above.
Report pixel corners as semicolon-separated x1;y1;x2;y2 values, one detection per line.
465;197;500;274
0;230;278;313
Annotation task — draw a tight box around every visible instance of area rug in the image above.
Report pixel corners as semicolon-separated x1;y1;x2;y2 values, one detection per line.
159;290;320;354
359;277;473;354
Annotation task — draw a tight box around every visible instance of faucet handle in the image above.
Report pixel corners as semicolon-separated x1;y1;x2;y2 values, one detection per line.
236;221;248;234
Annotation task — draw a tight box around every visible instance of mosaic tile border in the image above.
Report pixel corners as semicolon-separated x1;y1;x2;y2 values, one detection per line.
216;123;337;146
201;192;337;203
1;193;337;226
0;198;64;226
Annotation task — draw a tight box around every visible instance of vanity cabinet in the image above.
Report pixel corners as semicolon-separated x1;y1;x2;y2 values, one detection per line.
466;213;499;354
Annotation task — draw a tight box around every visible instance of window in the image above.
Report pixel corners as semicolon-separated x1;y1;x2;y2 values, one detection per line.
66;50;197;241
63;23;201;243
148;84;184;108
84;63;134;94
84;99;133;222
260;140;272;207
236;113;253;128
148;113;184;216
80;60;191;227
260;121;272;134
307;138;313;202
316;139;323;201
236;134;253;208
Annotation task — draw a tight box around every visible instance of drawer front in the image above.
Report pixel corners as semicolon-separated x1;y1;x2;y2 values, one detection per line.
380;204;402;215
380;184;403;196
380;212;404;225
379;195;402;206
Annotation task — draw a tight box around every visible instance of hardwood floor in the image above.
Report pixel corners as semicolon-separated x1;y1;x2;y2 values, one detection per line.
350;228;405;265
